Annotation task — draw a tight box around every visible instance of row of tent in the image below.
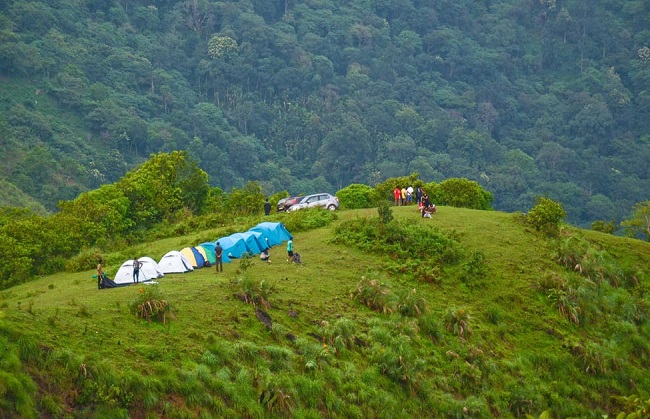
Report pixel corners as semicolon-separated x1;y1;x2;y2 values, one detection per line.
100;222;293;288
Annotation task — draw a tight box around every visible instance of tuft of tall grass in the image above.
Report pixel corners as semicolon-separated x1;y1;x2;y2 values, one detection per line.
293;375;325;408
129;285;174;324
350;276;396;314
445;307;473;338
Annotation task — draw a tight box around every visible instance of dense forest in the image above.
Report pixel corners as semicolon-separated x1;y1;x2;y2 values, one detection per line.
0;0;649;226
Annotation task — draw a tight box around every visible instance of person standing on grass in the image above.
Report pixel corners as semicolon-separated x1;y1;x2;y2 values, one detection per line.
264;198;271;216
215;242;223;272
132;257;141;283
286;239;293;262
393;187;401;206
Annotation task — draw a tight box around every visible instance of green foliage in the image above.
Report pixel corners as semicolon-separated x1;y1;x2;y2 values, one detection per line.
336;184;374;209
397;288;427;317
377;202;394;225
621;201;650;241
226;181;266;217
527;197;567;236
350;276;395;314
281;207;336;233
231;276;274;308
614;394;650;418
65;248;103;273
438;178;493;210
461;251;489;286
445;307;472;338
129;286;173;324
591;220;618;234
370;174;422;205
117;151;209;227
334;216;462;270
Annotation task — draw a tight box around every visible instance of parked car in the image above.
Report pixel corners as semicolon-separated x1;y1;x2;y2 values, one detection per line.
289;193;339;211
277;196;303;212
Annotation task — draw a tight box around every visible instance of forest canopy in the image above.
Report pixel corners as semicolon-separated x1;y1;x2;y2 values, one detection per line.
0;0;648;227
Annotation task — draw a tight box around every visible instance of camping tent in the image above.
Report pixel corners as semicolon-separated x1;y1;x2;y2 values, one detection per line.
246;230;271;252
198;243;220;264
214;235;249;259
113;257;164;284
194;246;209;264
158;251;194;274
248;222;293;247
180;247;206;268
230;232;264;254
98;272;128;289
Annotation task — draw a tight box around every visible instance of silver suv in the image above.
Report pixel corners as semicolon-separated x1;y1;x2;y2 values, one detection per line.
289;193;339;211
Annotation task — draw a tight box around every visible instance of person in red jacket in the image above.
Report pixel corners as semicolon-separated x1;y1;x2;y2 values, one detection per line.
393;187;401;206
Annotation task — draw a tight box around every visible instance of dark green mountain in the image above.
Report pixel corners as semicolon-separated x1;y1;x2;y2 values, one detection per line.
1;0;649;226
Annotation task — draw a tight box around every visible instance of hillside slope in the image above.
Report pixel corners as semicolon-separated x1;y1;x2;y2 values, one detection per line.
1;206;649;417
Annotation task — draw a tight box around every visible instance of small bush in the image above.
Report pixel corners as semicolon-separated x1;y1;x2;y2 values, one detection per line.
527;197;566;236
129;286;174;324
232;276;273;308
350;276;395;314
461;251;488;286
591;220;617;234
282;208;336;233
438;178;493;210
377;202;394;225
445;307;472;337
65;248;104;273
337;184;374;209
397;288;426;317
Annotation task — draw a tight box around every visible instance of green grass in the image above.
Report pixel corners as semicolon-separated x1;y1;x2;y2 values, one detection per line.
1;205;649;417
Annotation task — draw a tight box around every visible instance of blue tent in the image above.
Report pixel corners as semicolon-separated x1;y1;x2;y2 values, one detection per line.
230;232;264;254
248;222;293;247
214;235;249;259
200;242;232;263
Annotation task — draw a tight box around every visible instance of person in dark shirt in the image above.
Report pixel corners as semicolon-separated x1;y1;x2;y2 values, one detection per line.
264;198;271;216
132;257;141;283
215;242;223;272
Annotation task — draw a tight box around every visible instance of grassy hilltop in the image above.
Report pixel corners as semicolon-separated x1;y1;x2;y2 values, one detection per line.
1;205;649;418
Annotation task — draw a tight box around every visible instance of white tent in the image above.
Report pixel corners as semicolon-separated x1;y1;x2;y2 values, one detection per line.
113;257;165;284
158;251;194;274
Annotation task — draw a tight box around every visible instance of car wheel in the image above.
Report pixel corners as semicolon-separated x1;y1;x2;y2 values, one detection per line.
327;204;337;211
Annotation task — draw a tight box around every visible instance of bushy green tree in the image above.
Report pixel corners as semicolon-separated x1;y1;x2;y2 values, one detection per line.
337;184;374;209
621;201;650;241
116;151;209;227
226;181;266;217
438;178;493;210
371;174;422;205
527;197;567;236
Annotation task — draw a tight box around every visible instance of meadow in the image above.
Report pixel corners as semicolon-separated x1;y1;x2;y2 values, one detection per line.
1;205;649;418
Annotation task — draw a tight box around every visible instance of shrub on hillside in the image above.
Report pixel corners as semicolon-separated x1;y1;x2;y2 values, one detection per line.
591;220;617;234
337;184;374;209
438;178;493;210
527;197;566;236
129;286;174;324
370;174;422;204
282;207;336;232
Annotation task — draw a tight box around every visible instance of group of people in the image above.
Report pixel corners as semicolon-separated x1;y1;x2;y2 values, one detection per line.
393;186;418;206
392;186;437;217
